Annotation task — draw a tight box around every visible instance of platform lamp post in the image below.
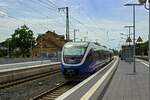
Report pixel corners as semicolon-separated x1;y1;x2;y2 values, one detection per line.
138;0;150;99
124;3;143;73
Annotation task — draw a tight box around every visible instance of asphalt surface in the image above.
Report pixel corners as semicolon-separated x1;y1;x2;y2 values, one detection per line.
102;60;149;100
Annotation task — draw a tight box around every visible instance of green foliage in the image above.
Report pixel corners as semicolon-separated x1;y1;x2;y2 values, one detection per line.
142;41;148;55
112;49;119;55
0;49;7;57
9;25;35;57
136;41;148;55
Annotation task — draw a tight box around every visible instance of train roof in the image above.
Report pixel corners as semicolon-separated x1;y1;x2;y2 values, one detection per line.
64;42;89;48
64;42;111;51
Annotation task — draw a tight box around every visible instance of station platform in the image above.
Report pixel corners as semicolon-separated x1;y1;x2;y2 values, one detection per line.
55;58;149;100
102;60;149;100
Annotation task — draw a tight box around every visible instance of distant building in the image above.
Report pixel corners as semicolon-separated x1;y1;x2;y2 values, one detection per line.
32;31;66;59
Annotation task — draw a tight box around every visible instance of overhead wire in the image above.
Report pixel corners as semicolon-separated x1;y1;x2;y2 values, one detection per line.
16;0;50;31
7;0;106;42
36;0;80;35
6;15;49;35
37;0;120;47
18;0;66;32
43;0;91;32
30;0;56;11
38;0;97;34
76;2;111;43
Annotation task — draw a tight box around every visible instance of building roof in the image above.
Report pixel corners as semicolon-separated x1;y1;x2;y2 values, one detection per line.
33;31;66;53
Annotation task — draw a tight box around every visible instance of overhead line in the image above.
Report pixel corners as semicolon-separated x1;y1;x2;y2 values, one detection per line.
32;0;103;39
8;16;50;31
37;0;56;11
45;0;91;31
18;0;65;30
46;0;58;8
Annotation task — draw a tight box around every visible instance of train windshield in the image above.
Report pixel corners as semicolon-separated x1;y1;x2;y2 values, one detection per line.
64;47;86;56
63;43;88;64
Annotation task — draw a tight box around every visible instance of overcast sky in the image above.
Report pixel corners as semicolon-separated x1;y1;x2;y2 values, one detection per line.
0;0;148;49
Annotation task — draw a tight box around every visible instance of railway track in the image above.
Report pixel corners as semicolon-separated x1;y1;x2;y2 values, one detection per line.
0;69;60;89
31;82;78;100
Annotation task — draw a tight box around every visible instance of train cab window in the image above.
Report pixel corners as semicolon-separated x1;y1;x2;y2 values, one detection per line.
63;46;87;64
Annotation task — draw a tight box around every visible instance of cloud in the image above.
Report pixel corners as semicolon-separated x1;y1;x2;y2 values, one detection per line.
0;2;7;7
0;11;7;17
0;0;148;49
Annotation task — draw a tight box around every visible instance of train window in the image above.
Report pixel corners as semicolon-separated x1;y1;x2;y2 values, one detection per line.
63;46;87;64
94;50;98;60
63;46;86;56
100;50;104;60
86;49;93;62
99;50;103;60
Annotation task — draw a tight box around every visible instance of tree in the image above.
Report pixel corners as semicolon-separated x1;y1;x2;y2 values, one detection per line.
142;41;148;55
11;25;35;57
0;41;7;57
136;41;148;55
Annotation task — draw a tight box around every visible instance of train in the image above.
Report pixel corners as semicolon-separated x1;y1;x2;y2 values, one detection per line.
61;42;113;81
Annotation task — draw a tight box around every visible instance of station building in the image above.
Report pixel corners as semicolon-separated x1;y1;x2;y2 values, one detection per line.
32;31;66;60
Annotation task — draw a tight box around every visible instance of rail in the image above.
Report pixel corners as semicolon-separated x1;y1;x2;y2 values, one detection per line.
31;82;78;100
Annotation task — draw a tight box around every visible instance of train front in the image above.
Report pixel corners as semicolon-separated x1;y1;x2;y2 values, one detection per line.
61;42;89;81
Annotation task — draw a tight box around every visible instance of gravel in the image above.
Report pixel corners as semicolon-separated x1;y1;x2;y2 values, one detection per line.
0;72;66;100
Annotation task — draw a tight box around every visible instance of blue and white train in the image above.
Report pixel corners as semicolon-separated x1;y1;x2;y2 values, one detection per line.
61;42;113;81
